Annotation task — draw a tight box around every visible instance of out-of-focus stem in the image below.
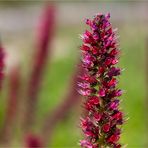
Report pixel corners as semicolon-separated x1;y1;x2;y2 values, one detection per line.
0;66;21;145
23;5;56;131
41;64;83;146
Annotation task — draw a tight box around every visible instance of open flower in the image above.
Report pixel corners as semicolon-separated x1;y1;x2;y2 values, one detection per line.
78;13;124;148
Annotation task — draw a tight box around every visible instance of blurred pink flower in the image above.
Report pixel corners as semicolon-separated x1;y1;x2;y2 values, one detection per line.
24;5;56;131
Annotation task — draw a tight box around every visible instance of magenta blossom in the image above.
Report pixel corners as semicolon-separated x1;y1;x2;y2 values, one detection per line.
78;13;124;148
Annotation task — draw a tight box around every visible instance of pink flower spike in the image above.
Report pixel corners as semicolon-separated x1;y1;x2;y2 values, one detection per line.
78;13;124;147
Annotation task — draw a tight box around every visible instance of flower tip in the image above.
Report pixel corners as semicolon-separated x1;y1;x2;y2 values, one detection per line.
106;13;111;19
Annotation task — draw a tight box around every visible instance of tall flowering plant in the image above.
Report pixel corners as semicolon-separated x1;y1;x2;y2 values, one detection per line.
78;13;124;148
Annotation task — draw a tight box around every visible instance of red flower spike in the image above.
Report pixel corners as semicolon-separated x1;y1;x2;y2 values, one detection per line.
78;13;124;147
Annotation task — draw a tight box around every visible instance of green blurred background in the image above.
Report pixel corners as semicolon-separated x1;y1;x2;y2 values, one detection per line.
0;1;147;147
